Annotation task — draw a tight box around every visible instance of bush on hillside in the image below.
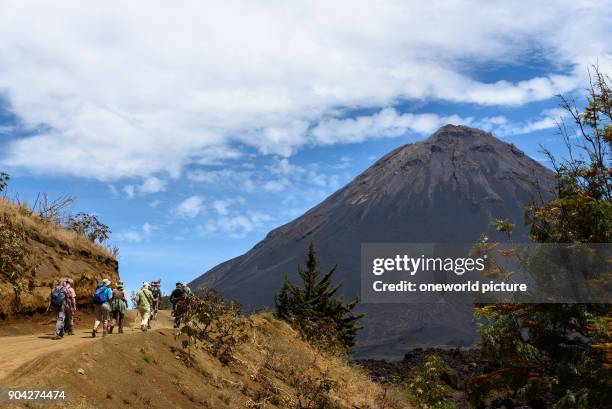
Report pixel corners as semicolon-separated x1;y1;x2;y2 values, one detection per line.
275;242;363;354
292;370;340;409
176;287;248;364
67;212;111;244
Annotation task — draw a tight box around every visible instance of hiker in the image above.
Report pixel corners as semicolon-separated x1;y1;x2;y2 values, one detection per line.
150;280;162;321
109;281;128;334
45;279;72;340
182;282;193;296
170;282;187;328
64;278;77;336
136;282;154;331
92;278;113;337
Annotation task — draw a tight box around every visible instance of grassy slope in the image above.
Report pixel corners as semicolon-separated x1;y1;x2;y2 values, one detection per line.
0;198;119;318
4;313;412;409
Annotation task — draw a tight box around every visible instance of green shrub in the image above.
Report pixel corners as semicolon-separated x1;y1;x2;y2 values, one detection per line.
404;354;456;409
176;288;248;364
293;371;340;409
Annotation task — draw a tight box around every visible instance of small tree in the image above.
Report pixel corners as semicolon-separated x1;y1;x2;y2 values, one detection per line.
176;287;248;364
471;66;612;408
66;212;111;244
275;242;363;353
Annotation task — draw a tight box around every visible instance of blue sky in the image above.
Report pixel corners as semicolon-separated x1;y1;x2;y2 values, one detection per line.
0;1;610;296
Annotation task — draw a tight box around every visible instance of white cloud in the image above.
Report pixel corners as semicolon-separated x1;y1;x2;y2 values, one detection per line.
142;222;155;235
139;177;167;194
202;211;273;239
0;0;609;180
473;108;567;137
212;199;232;215
108;184;119;197
263;179;288;193
122;177;167;198
115;230;143;243
123;185;135;199
310;107;566;142
176;196;204;218
116;222;156;242
312;108;469;144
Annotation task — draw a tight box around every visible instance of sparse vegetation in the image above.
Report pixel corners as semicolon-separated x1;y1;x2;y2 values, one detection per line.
275;242;363;354
0;220;28;281
0;217;29;310
67;212;112;244
293;370;340;409
32;192;74;225
176;287;248;364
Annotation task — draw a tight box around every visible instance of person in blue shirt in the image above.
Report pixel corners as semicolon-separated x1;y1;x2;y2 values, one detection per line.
92;278;113;337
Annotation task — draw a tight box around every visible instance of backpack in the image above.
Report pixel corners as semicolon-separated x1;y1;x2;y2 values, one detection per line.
138;289;153;306
93;285;109;305
51;286;65;307
111;296;127;313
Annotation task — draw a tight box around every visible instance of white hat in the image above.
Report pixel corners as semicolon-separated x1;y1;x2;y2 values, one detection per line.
142;281;150;288
102;278;111;285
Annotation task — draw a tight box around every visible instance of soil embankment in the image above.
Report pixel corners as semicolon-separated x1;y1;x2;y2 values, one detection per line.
0;198;119;319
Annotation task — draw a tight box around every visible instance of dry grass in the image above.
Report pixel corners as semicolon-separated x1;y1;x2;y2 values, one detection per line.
242;312;410;408
0;197;114;259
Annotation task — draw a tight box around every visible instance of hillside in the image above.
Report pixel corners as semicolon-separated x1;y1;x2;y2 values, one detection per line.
0;198;119;319
1;311;411;409
193;125;557;358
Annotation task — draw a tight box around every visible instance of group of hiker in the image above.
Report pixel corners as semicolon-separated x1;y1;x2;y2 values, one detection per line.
47;278;192;338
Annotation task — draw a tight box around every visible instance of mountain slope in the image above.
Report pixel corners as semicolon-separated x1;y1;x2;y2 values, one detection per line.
192;125;556;358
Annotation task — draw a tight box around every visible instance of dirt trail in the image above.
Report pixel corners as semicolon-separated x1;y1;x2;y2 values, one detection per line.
0;310;174;381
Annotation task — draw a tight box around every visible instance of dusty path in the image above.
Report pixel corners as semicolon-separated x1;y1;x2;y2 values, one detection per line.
0;310;174;381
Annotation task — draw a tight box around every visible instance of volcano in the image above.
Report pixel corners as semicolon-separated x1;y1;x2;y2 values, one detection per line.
191;125;556;358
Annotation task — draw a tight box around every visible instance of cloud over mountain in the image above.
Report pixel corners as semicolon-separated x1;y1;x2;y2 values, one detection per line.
0;0;610;180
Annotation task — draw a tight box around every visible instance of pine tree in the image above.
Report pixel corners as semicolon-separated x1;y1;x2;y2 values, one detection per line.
274;241;363;352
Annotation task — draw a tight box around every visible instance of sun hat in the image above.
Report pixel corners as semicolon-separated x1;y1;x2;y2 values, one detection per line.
102;278;111;285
